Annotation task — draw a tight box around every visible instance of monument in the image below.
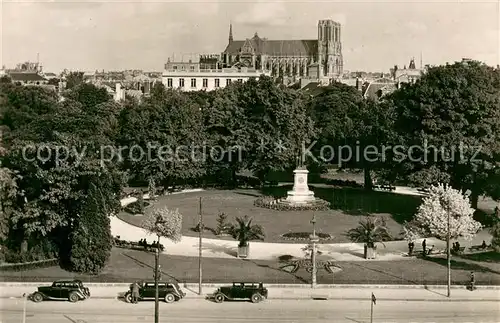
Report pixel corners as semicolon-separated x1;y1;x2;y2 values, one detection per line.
285;167;316;204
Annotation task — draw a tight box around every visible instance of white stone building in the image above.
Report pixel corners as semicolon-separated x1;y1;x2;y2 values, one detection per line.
162;59;270;91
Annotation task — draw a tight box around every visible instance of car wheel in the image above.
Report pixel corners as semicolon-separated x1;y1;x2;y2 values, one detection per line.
251;293;262;303
68;292;79;303
164;293;175;303
214;293;225;303
32;292;43;303
125;293;132;303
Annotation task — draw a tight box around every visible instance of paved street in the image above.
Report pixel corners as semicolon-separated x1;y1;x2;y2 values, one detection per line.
0;298;498;323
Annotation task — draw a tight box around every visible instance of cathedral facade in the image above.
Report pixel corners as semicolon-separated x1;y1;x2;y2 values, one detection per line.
221;20;343;82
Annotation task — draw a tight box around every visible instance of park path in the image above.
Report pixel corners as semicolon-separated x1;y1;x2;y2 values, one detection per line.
112;187;493;261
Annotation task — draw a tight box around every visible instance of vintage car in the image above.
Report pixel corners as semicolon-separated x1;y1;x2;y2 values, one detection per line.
31;280;90;303
211;282;268;303
124;281;186;303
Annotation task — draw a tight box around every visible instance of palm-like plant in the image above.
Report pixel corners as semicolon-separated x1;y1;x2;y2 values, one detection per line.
346;217;392;248
229;215;265;247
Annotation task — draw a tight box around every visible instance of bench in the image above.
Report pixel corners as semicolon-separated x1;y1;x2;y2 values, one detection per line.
451;247;465;254
469;245;491;252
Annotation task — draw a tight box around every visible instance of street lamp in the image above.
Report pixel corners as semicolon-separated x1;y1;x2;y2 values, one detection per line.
310;213;319;289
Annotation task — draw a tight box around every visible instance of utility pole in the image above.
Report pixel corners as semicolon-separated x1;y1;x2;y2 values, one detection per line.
447;207;451;297
154;235;160;323
22;293;27;323
310;214;318;288
198;197;203;295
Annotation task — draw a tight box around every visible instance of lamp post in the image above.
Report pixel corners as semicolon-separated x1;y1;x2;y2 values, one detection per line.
310;214;319;289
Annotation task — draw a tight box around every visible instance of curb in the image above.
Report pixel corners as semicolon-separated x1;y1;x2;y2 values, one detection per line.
5;295;499;302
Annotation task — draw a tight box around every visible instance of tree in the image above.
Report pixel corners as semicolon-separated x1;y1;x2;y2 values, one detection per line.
404;183;482;241
142;207;182;323
214;212;230;235
386;61;500;208
148;176;157;201
240;76;315;183
203;85;248;187
59;183;113;273
346;217;392;259
65;71;84;90
118;84;206;191
67;83;111;111
490;222;500;253
0;167;19;244
228;215;265;247
0;84;124;269
404;183;482;296
308;82;365;170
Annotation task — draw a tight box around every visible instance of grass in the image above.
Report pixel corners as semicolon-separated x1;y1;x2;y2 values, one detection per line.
117;189;410;243
2;247;499;286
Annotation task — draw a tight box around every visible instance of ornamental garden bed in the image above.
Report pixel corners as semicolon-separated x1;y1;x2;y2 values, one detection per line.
281;232;334;241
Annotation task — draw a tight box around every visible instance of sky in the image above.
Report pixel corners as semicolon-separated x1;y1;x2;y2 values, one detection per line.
1;0;499;73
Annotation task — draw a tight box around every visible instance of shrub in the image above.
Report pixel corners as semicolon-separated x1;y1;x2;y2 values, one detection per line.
281;232;333;241
124;201;150;214
323;178;362;188
215;212;231;235
254;196;330;211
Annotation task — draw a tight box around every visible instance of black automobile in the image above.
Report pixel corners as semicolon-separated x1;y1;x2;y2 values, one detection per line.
124;281;186;303
31;280;90;303
211;282;268;303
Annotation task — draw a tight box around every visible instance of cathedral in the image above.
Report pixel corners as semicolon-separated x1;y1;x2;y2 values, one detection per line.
221;20;343;82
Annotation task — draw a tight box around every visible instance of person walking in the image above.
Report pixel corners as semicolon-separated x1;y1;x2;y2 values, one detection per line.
132;281;140;303
469;272;475;291
421;239;427;255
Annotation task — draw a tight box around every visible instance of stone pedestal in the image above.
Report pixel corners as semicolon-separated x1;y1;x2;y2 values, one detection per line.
285;168;315;204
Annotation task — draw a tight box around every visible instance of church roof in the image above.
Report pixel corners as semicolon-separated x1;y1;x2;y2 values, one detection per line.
224;37;318;56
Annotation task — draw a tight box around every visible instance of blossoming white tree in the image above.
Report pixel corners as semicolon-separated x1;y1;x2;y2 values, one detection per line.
405;183;482;240
142;207;182;323
404;183;482;297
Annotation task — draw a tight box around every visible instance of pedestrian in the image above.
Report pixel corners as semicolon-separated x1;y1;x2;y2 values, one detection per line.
469;272;475;291
408;241;414;256
481;240;487;249
422;239;427;255
132;281;140;303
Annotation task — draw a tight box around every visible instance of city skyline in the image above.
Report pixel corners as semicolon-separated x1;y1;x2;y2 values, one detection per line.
2;0;499;73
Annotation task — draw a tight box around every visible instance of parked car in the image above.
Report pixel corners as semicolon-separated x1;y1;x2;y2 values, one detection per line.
31;280;90;303
211;282;268;303
124;281;185;303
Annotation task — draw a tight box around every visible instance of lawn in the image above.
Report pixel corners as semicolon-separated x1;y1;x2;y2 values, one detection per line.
117;188;418;243
2;247;499;286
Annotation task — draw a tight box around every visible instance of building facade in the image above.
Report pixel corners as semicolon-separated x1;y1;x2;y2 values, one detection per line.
222;19;343;83
162;59;270;91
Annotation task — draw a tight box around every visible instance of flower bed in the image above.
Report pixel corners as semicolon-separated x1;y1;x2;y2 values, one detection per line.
254;196;330;211
281;232;333;241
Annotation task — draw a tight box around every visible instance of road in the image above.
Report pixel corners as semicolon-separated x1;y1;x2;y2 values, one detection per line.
0;299;498;323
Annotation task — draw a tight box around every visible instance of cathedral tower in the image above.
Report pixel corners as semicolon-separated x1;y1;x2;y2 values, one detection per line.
317;20;343;78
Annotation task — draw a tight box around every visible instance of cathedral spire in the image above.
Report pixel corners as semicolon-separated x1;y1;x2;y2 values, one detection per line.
229;22;233;44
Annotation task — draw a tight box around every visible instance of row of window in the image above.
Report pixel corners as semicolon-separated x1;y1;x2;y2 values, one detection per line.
165;78;243;88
